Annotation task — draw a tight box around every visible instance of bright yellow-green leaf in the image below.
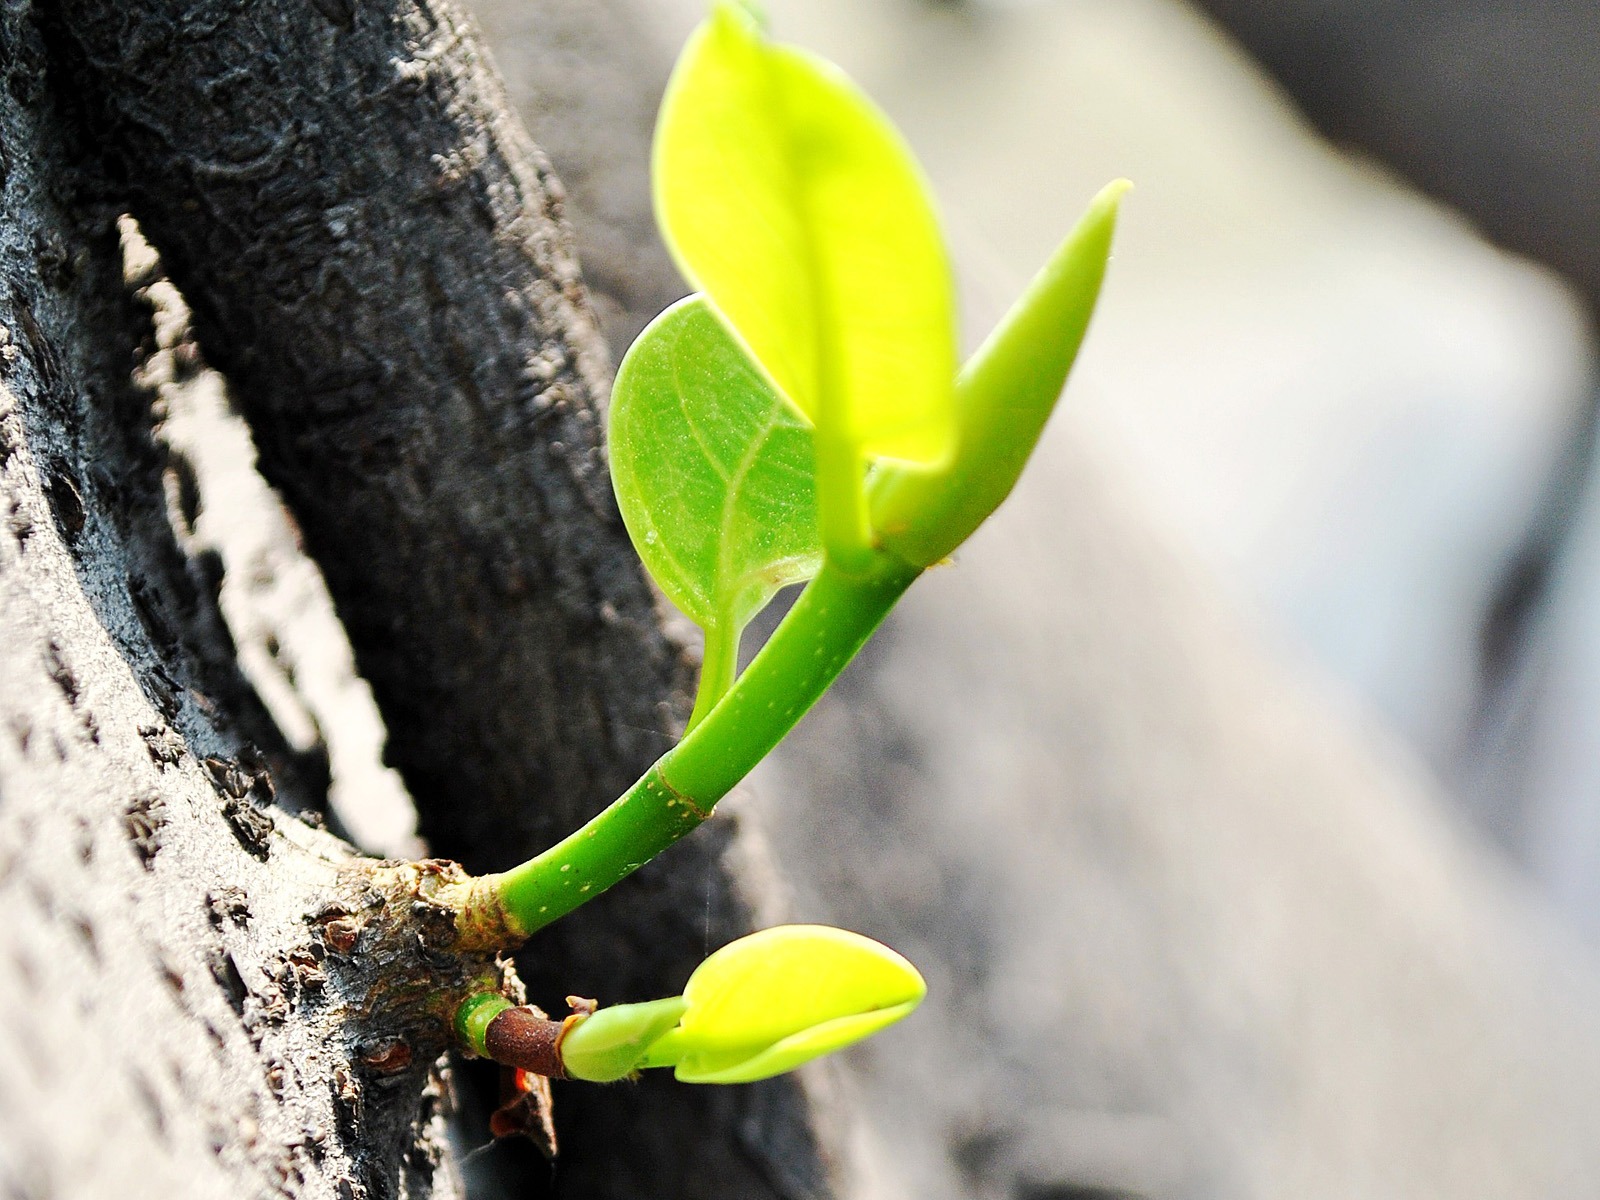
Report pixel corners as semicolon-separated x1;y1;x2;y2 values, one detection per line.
653;1;957;470
640;924;926;1082
673;1003;918;1084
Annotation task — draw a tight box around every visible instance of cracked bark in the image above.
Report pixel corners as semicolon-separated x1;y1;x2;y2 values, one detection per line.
4;0;834;1197
1;8;469;1195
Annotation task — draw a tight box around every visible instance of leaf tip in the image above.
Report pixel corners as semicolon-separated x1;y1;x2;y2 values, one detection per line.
722;0;768;33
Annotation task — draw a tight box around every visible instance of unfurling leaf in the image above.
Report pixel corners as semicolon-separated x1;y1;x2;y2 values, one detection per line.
639;924;926;1084
653;0;957;472
871;180;1130;567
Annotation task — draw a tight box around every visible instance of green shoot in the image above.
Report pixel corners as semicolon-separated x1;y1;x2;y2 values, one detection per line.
560;997;689;1083
459;0;1126;1086
466;927;925;1085
637;924;925;1084
491;552;917;934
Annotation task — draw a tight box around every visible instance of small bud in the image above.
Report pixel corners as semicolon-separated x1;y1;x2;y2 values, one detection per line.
640;924;925;1084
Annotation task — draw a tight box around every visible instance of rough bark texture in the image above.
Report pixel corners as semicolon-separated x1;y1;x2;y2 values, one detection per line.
6;0;834;1197
44;0;678;880
0;6;479;1195
462;0;689;361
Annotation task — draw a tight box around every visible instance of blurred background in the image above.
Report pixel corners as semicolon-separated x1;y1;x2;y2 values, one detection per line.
183;0;1600;1196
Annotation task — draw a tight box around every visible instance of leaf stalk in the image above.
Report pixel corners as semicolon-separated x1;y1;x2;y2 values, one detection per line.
686;617;741;732
484;552;919;936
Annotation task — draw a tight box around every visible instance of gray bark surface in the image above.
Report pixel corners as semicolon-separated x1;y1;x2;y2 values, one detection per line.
44;0;679;880
5;1;833;1197
463;0;689;362
1;7;465;1195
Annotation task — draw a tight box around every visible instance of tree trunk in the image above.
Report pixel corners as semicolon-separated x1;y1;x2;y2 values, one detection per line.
1;1;833;1196
1;5;460;1193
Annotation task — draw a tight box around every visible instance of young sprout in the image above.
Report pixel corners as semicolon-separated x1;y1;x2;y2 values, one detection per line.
637;924;926;1084
471;0;1124;943
460;927;925;1085
452;0;1125;1093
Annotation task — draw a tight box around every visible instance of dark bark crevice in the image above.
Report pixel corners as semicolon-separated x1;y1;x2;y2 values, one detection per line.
42;0;680;873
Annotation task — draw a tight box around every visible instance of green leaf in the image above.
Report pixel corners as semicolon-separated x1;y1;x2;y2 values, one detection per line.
671;1003;918;1085
610;295;822;710
653;1;957;474
871;180;1130;567
559;997;689;1083
639;924;926;1083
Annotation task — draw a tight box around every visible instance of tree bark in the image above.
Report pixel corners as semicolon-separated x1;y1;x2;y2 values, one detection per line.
4;0;834;1197
1;5;467;1195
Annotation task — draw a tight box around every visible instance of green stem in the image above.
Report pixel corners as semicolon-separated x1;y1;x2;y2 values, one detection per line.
817;435;874;575
491;552;920;935
686;617;740;733
456;991;514;1057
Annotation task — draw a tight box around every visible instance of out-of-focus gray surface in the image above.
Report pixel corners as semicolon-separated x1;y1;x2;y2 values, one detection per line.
1178;0;1600;313
1160;0;1600;970
1508;469;1600;945
751;433;1600;1199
